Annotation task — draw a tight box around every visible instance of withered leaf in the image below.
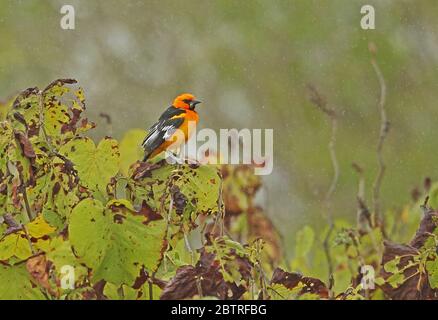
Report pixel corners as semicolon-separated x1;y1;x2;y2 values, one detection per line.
380;210;438;300
14;131;36;159
160;249;250;300
380;241;429;300
410;209;438;249
26;255;56;296
43;79;77;93
269;267;329;299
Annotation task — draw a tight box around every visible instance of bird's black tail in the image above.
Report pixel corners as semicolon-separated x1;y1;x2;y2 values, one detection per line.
143;152;151;162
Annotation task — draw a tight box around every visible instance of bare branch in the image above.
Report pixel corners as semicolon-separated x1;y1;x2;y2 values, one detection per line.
370;48;390;233
307;84;337;118
307;84;339;298
21;224;36;255
420;195;432;216
352;163;365;200
326;118;339;203
352;163;372;233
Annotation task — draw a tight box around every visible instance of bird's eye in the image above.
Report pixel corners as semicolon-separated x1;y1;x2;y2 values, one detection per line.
182;99;191;104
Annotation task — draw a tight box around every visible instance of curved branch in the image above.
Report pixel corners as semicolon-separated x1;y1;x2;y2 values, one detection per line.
371;57;390;232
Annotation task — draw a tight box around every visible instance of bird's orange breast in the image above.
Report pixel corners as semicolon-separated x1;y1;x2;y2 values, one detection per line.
181;109;199;140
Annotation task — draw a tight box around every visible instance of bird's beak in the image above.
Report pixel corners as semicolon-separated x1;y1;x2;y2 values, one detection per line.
190;100;202;109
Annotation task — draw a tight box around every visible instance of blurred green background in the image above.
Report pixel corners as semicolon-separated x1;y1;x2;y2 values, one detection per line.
1;0;438;245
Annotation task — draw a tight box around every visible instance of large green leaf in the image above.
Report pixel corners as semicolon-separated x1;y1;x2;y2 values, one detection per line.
130;161;221;239
0;264;45;299
45;237;89;288
60;137;120;199
69;198;167;286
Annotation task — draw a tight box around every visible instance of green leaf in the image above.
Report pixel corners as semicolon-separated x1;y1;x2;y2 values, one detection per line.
41;80;92;144
119;128;146;176
384;257;401;274
387;272;406;288
103;283;138;300
268;283;299;300
60;137;120;198
45;237;89;287
0;215;56;262
69;198;167;286
43;99;70;139
0;122;13;173
7;91;41;136
0;264;45;299
426;257;438;289
0;233;32;261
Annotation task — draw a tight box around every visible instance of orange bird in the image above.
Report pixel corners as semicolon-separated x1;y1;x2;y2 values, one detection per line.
142;93;201;161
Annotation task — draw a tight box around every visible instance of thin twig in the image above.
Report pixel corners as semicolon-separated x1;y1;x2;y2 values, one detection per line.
352;163;383;284
2;213;22;236
184;232;194;265
352;163;371;232
322;224;335;296
21;185;34;222
420;195;431;215
307;84;339;298
149;166;180;300
195;276;203;298
370;53;390;233
254;240;269;299
347;231;370;299
326;116;339;203
38;90;76;171
21;224;36;255
352;163;365;202
148;280;153;300
219;178;225;237
15;161;34;222
211;175;226;239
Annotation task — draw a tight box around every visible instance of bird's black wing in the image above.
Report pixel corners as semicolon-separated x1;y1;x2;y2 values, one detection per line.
158;105;186;121
142;106;186;156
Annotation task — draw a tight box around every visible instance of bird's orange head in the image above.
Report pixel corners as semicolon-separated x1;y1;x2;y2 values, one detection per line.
173;93;202;110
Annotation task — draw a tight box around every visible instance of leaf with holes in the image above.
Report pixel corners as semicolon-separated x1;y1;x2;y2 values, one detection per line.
129;161;221;241
60;137;119;199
